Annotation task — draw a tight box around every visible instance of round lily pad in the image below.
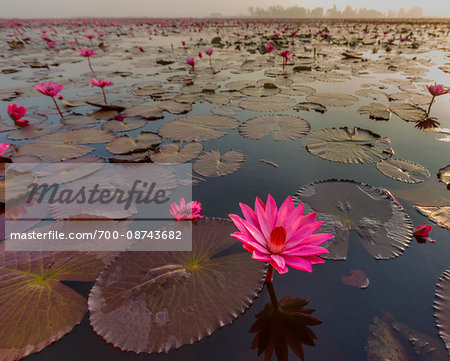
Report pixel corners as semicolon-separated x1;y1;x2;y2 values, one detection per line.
193;150;245;177
151;142;203;163
158;114;239;142
376;158;430;183
434;269;450;354
239;115;310;141
306;93;358;107
106;132;162;155
88;218;266;354
293;179;413;260
303;127;394;164
0;251;110;361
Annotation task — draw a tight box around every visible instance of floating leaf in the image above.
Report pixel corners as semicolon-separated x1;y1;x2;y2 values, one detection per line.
124;106;164;120
7;123;64;141
388;92;431;105
88;218;266;354
414;205;450;229
280;85;315;96
303;127;393;164
151;142;203;163
390;103;426;122
156;101;192;115
35;162;104;185
306;93;358;107
293;102;327;114
239;96;295;112
158;114;239;142
0;252;109;361
239;115;310;141
16;143;94;162
358;103;391;120
341;269;369;288
293;179;413;260
211;105;242;116
101;117;147;132
434;269;450;354
376;158;430;183
39;129;115;144
106;132;162;155
438;165;450;189
193;150;245;177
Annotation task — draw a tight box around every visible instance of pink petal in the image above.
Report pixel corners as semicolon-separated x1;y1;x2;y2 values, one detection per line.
283;255;313;272
284;221;325;249
269;255;288;274
230;232;269;254
283;245;329;257
252;249;272;261
264;194;278;230
300;233;334;246
239;202;259;228
276;196;293;226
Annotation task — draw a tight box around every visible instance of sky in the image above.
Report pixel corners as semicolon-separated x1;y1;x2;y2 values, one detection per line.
0;0;448;18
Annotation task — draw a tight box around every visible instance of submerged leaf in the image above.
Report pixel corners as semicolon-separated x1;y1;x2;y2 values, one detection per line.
303;127;393;164
341;269;369;288
293;179;413;260
88;218;266;354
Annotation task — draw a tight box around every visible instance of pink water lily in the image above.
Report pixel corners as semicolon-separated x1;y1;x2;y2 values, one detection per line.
7;103;29;127
413;222;433;237
425;82;449;120
205;48;213;66
169;197;204;220
77;48;95;57
277;50;291;71
186;57;195;70
90;78;114;104
229;195;333;279
0;142;12;156
265;44;275;53
198;51;203;58
33;81;64;118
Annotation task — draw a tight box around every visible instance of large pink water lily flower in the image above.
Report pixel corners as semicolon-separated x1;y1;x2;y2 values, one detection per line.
0;142;12;156
229;195;333;275
169;197;204;220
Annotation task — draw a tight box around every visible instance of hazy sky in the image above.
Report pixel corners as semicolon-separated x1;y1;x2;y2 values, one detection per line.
0;0;448;18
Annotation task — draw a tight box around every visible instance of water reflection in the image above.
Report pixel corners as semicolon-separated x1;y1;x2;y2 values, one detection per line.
249;282;321;361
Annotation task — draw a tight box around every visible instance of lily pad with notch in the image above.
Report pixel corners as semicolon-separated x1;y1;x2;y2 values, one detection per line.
239;115;310;141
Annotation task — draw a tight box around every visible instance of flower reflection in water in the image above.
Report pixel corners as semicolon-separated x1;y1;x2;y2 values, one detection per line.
249;282;321;361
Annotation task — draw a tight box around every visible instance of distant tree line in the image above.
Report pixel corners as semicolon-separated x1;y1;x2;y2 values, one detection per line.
247;5;425;18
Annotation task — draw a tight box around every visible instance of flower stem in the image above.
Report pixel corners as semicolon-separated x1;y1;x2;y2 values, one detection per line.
209;56;212;68
426;95;435;118
265;264;274;283
102;87;108;104
266;280;279;311
87;57;96;77
52;96;64;118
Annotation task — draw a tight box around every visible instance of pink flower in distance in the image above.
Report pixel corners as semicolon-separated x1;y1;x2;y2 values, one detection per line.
77;48;95;57
265;44;275;53
277;50;291;62
138;46;145;52
0;142;12;156
33;81;64;97
89;78;114;88
205;48;213;56
413;222;433;237
426;83;449;97
198;51;203;58
186;57;195;69
170;197;204;220
7;103;26;121
84;34;95;39
229;195;333;274
181;40;186;46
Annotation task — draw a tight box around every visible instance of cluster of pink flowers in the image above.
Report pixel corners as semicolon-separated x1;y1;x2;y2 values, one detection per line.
169;197;204;220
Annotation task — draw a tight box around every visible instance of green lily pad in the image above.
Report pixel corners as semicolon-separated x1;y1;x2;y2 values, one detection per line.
88;218;266;354
0;251;110;361
193;150;245;177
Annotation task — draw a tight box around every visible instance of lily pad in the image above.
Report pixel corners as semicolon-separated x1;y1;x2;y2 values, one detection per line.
101;117;147;132
438;165;450;189
303;127;394;164
151;142;203;164
293;179;413;260
16;143;95;162
293;102;327;114
193;150;245;177
106;132;162;155
0;251;109;361
88;218;266;354
390;103;426;122
239;96;295;112
306;93;358;107
434;269;450;354
414;205;450;229
376;158;430;183
341;269;369;288
124;106;164;120
358;103;391;121
158;114;239;142
239;115;310;141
